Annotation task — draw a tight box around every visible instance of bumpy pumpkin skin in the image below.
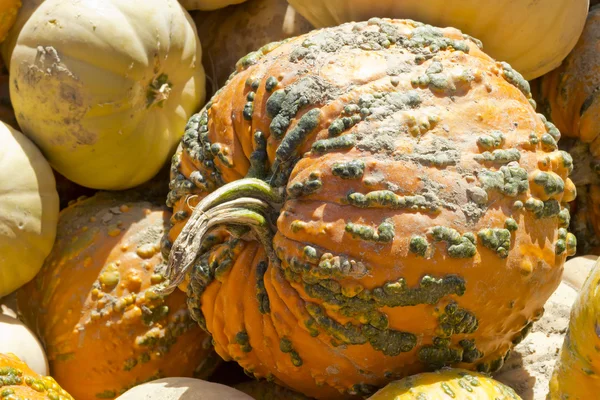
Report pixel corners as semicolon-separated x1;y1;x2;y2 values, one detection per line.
164;19;576;399
0;121;58;298
194;0;312;93
287;0;589;80
549;258;600;399
179;0;247;11
0;0;20;43
537;8;600;256
369;368;521;399
8;0;205;190
17;192;218;400
0;353;73;400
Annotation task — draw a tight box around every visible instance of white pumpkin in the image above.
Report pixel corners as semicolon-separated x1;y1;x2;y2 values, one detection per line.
562;255;599;290
0;313;49;376
8;0;205;190
116;378;254;400
0;121;59;297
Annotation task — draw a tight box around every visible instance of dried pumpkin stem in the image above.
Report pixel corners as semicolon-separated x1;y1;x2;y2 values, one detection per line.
162;180;284;294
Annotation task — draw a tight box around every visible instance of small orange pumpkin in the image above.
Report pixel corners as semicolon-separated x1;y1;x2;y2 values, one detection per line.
17;191;218;400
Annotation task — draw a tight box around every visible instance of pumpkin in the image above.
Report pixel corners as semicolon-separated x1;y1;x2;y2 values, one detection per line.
0;313;49;376
7;0;205;190
368;368;521;399
179;0;247;11
235;381;312;399
286;0;589;80
194;0;312;94
0;0;20;43
549;257;600;399
551;139;600;256
116;377;254;400
161;18;576;399
0;121;59;298
17;192;218;400
0;353;73;400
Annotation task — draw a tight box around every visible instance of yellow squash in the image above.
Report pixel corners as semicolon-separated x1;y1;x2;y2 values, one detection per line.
8;0;205;190
287;0;589;80
369;368;521;399
0;121;58;297
549;257;600;399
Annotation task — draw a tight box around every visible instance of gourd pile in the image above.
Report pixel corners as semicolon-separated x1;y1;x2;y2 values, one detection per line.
0;1;599;399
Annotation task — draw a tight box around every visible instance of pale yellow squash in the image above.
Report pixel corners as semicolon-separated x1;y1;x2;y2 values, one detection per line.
179;0;247;11
369;368;521;399
549;257;600;399
9;0;205;190
287;0;589;80
0;121;58;297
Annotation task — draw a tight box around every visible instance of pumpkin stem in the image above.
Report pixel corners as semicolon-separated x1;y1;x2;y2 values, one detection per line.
160;178;285;294
146;73;172;108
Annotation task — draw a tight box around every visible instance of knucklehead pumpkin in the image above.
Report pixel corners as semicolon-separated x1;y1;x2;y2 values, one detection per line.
18;192;218;400
161;19;576;399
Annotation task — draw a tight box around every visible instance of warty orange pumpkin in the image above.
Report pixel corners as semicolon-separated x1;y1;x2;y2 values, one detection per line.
17;191;218;400
161;18;576;399
0;353;73;400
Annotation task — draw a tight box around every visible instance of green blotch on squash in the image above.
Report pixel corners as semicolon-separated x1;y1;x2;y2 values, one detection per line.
429;226;476;258
346;221;395;243
312;134;356;154
409;236;429;257
332;160;365;179
478;228;511;258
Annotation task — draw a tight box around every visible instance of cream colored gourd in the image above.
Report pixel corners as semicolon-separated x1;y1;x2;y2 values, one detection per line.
9;0;205;190
287;0;589;80
178;0;247;11
0;121;58;297
116;378;254;400
0;314;49;376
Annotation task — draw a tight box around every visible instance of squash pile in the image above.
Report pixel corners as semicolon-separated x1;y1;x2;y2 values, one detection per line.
2;0;600;399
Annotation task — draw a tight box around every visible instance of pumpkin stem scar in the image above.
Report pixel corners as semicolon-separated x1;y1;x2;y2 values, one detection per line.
160;178;285;294
146;73;172;108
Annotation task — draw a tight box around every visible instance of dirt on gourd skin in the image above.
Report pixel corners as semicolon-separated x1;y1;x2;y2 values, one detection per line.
493;282;577;400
